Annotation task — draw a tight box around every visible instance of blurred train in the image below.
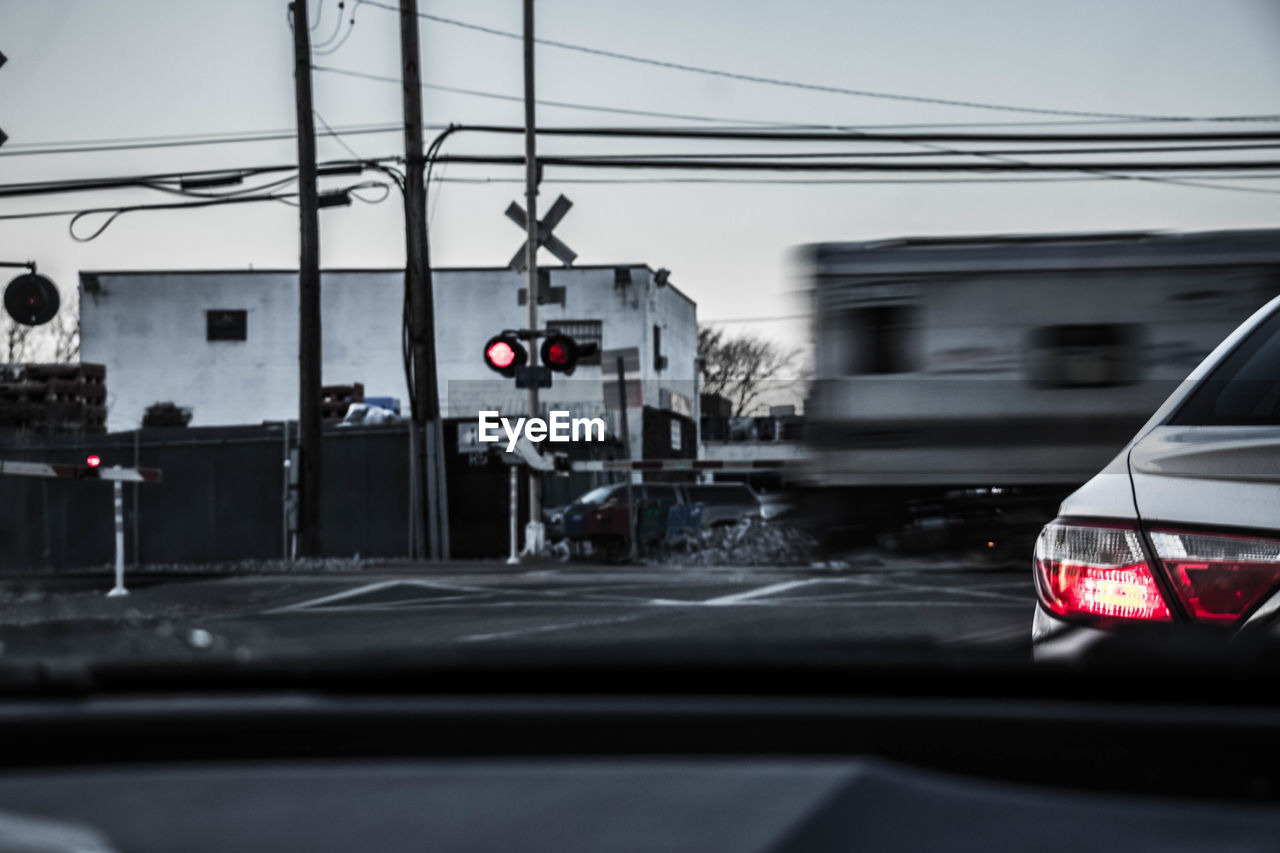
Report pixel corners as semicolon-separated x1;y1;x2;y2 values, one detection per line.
794;229;1280;555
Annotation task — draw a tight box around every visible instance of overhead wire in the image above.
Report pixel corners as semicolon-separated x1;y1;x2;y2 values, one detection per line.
312;1;361;55
359;0;1280;123
313;109;365;161
423;173;1280;185
430;154;1280;172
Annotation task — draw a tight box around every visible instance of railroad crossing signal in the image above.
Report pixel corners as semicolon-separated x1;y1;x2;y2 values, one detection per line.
3;270;60;326
505;194;577;271
483;329;600;383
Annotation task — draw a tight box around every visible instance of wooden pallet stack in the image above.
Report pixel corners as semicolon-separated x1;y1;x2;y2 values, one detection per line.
0;363;108;433
321;382;364;423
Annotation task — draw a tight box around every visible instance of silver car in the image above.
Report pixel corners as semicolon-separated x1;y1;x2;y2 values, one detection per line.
1033;294;1280;657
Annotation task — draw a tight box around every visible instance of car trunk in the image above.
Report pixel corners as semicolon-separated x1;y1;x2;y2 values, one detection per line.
1129;425;1280;531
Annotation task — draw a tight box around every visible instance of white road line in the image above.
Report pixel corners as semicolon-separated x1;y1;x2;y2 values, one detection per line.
265;579;491;614
837;576;1030;602
699;579;826;606
458;612;653;643
949;623;1033;645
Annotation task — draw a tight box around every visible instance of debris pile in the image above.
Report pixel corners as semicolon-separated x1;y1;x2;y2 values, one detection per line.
646;518;819;567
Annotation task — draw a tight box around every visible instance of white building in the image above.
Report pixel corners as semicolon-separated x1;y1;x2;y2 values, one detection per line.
79;265;699;456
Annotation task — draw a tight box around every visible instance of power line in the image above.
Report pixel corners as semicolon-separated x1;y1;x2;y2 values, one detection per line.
433;154;1280;172
311;0;357;53
359;0;1280;124
0;157;386;199
312;64;823;126
7;109;1280;162
313;109;364;161
427;173;1280;185
447;124;1280;143
0;125;423;158
551;142;1280;160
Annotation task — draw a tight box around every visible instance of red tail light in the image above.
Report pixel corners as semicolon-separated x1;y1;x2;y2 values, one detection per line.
1034;523;1171;622
1149;529;1280;625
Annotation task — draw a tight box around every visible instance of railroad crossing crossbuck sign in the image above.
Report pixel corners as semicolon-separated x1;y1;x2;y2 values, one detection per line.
506;194;577;271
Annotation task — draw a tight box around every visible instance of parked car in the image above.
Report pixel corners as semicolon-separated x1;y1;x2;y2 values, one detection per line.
1033;294;1280;657
682;483;763;528
556;481;766;557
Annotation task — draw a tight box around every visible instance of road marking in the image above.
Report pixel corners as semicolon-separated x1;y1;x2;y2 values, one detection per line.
837;575;1030;603
458;612;653;643
265;579;493;614
949;623;1033;645
699;579;826;606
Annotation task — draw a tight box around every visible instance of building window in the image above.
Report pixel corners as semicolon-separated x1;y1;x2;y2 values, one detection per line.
1025;323;1138;388
546;319;602;365
653;324;667;371
207;310;247;342
842;305;917;374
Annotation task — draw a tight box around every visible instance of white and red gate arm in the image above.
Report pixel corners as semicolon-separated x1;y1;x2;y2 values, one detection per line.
570;459;789;473
0;459;163;483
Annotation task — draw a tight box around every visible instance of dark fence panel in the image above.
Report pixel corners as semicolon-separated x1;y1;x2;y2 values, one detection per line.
320;426;412;559
1;418;568;571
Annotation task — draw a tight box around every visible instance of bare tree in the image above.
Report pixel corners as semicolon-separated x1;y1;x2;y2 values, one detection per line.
50;300;80;363
0;295;78;364
1;312;33;364
698;327;803;417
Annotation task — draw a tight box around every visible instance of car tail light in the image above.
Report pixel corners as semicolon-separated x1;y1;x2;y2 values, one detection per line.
1149;529;1280;625
1034;522;1171;622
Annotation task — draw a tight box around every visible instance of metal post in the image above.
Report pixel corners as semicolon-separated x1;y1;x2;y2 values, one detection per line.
407;419;418;557
132;428;141;566
522;0;543;551
432;417;451;559
399;0;446;561
616;356;638;562
291;0;323;557
107;473;127;597
507;464;520;565
281;420;290;558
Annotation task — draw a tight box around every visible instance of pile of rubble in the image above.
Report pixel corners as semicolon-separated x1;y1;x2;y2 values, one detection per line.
645;517;819;567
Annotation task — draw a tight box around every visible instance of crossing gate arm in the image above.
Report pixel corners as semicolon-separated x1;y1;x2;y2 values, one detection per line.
0;460;163;483
569;459;790;473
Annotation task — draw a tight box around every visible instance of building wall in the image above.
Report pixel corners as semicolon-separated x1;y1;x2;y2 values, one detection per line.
80;266;697;436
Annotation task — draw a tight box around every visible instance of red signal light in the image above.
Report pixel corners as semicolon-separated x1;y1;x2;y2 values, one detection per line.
483;334;528;377
86;455;101;468
540;334;583;375
546;341;570;366
487;340;517;369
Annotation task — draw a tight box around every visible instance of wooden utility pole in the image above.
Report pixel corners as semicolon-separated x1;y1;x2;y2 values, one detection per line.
291;0;322;557
399;0;447;559
522;0;543;546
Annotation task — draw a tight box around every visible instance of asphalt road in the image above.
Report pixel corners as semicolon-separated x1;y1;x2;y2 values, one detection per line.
0;559;1037;665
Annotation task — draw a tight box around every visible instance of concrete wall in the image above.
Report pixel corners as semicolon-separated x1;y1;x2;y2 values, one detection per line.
80;266;697;435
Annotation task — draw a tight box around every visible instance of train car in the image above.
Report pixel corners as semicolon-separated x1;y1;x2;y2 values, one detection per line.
795;229;1280;552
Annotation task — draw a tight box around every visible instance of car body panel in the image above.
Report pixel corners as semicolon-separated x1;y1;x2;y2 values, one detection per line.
1035;294;1280;653
1131;429;1280;532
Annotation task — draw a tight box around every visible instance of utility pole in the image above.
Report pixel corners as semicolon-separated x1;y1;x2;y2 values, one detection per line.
291;0;322;557
522;0;544;551
399;0;447;560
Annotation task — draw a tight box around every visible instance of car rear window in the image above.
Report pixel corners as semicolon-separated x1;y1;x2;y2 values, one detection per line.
686;485;758;506
1171;307;1280;426
645;485;680;503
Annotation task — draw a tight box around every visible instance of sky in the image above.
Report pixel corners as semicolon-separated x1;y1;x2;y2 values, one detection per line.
3;0;1280;363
